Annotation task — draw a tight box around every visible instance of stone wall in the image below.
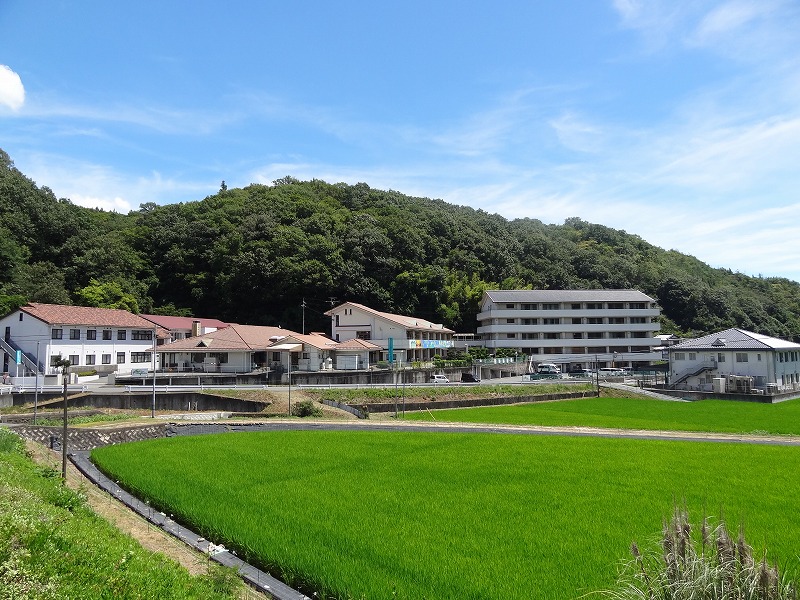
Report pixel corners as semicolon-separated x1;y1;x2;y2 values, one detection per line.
11;423;166;451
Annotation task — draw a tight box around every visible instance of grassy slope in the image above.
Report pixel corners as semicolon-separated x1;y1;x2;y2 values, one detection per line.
0;428;240;600
403;396;800;435
92;430;800;600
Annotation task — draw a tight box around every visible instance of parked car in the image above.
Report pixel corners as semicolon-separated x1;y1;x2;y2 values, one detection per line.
537;363;561;375
431;374;450;384
599;367;624;377
570;368;595;378
460;372;481;383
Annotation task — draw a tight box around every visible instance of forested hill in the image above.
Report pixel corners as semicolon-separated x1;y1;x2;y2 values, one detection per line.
1;148;799;340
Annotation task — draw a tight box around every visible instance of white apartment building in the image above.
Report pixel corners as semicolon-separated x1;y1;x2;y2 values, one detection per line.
476;290;661;370
0;303;159;378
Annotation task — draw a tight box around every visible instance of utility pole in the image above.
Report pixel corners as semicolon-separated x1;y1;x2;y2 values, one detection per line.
301;298;306;335
54;356;71;484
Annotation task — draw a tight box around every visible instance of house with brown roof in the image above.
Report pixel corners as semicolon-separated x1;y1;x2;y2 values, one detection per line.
0;302;161;378
324;302;454;364
153;323;298;373
265;332;382;373
140;314;230;345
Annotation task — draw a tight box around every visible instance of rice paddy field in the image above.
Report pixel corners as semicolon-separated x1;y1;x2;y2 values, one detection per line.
404;396;800;435
91;428;800;600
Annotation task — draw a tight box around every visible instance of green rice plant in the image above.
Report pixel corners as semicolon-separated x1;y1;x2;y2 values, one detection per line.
604;506;798;599
91;431;800;600
404;396;800;436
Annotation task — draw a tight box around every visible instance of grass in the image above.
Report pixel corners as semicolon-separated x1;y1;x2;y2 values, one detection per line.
403;396;800;435
303;382;593;404
92;430;800;600
0;427;243;599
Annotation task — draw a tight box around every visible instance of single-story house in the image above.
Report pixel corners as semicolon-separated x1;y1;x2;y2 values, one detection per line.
266;333;382;373
668;328;800;393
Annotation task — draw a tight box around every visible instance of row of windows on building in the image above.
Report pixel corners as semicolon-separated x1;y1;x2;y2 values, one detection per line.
675;351;799;364
496;331;653;340
498;316;652;325
49;352;153;367
497;302;651;311
526;346;652;354
51;328;153;341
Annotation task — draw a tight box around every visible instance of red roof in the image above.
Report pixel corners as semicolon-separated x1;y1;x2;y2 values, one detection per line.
141;314;230;331
154;324;299;352
20;303;156;328
325;302;454;333
334;338;381;351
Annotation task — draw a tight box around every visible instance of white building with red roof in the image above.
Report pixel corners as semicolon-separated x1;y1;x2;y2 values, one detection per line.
0;303;161;377
324;302;454;364
140;314;230;345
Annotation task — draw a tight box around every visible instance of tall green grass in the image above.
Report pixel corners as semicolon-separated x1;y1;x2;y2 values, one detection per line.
0;428;241;599
92;430;800;600
404;396;800;435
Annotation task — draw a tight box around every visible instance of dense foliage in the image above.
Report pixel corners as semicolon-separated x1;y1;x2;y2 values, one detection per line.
2;148;799;339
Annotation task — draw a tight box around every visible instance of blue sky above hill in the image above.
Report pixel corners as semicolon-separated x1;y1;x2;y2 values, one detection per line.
2;1;799;282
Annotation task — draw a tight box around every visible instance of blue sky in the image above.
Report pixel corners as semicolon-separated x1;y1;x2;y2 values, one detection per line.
2;1;800;283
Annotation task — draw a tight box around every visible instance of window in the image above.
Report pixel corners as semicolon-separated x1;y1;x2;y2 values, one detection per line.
18;313;22;321
610;332;626;339
506;318;516;324
521;333;539;340
102;354;112;364
688;353;696;360
271;352;280;362
571;303;581;309
302;352;310;359
609;317;625;324
629;317;646;324
70;329;81;340
541;303;559;310
49;356;60;367
131;352;151;363
51;329;63;340
132;330;153;340
117;352;126;364
117;330;127;340
674;353;686;360
543;318;559;325
506;333;517;339
102;330;112;340
718;353;725;363
356;331;371;340
607;303;623;309
736;353;749;363
86;329;96;340
572;318;582;324
69;354;79;365
522;304;538;310
629;302;646;309
505;303;515;309
588;332;603;339
587;317;603;325
85;355;95;365
586;303;603;310
631;332;648;338
572;333;584;339
544;332;561;340
521;318;538;325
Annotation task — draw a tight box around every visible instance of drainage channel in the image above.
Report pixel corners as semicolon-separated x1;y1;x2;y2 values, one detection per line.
69;451;309;600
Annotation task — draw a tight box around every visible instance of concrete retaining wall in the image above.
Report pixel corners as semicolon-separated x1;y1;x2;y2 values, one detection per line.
12;423;166;451
353;390;598;414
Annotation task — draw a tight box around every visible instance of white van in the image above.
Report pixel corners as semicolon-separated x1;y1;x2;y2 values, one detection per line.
537;363;561;375
431;374;450;384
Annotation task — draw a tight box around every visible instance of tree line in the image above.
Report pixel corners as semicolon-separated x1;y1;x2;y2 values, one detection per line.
1;149;799;341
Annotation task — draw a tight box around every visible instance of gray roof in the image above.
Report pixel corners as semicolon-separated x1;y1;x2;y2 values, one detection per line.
670;328;800;351
483;289;656;303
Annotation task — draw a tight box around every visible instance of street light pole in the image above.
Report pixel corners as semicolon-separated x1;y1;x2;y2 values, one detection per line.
54;356;71;484
34;340;40;425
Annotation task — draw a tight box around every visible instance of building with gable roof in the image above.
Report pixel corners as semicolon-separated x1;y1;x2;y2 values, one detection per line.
0;302;161;377
668;327;800;393
476;289;661;371
266;332;382;373
141;314;230;345
152;323;297;373
324;302;454;364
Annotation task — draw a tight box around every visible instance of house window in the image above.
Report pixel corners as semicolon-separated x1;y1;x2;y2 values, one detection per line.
607;303;623;309
70;329;80;340
272;352;281;362
629;302;646;309
18;313;22;321
506;318;516;324
571;303;581;309
356;331;371;340
102;330;112;340
688;353;696;360
757;354;761;361
522;304;538;310
102;354;111;364
674;353;686;360
716;353;724;362
506;333;517;339
117;352;126;364
85;355;96;365
117;330;127;340
736;353;749;363
69;354;79;365
131;352;151;363
49;356;61;367
505;303;514;309
132;330;153;340
573;333;583;339
302;352;310;359
86;330;97;340
51;329;63;340
572;318;582;324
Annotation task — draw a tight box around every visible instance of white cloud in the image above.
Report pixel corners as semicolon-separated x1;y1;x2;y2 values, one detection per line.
0;65;25;111
70;193;133;213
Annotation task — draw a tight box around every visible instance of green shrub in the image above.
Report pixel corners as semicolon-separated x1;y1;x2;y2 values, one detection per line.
605;506;798;599
77;369;98;377
376;361;389;369
291;400;323;418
